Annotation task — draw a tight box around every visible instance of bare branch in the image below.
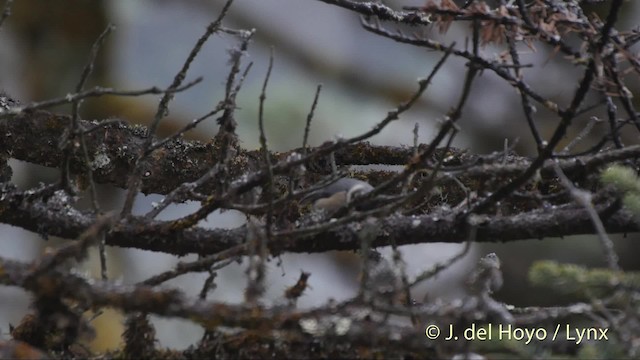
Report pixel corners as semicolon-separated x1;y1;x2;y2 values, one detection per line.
121;0;236;216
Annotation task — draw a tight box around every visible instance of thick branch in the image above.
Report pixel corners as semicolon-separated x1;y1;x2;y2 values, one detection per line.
2;110;639;196
1;183;637;256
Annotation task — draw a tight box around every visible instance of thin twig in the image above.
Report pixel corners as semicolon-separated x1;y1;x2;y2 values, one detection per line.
144;63;254;219
0;80;202;119
28;213;116;278
553;162;620;271
502;8;542;150
402;123;459;214
244;217;267;305
209;28;255;206
360;19;561;115
410;242;471;287
258;48;275;240
391;242;418;325
146;104;225;155
607;56;640;135
71;24;114;201
68;24;114;280
61;24;115;191
140;243;247;286
560;116;602;154
121;0;235;217
412;123;419;157
302;84;322;155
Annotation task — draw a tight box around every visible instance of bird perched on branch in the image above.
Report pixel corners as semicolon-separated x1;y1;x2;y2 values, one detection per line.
301;177;374;215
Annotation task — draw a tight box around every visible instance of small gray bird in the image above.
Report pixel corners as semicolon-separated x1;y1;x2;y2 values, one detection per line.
301;177;374;214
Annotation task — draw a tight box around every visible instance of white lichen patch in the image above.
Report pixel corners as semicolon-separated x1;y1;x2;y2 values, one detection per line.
91;144;111;170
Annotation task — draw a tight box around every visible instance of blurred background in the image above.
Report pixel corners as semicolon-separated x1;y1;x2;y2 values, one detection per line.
1;0;639;351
